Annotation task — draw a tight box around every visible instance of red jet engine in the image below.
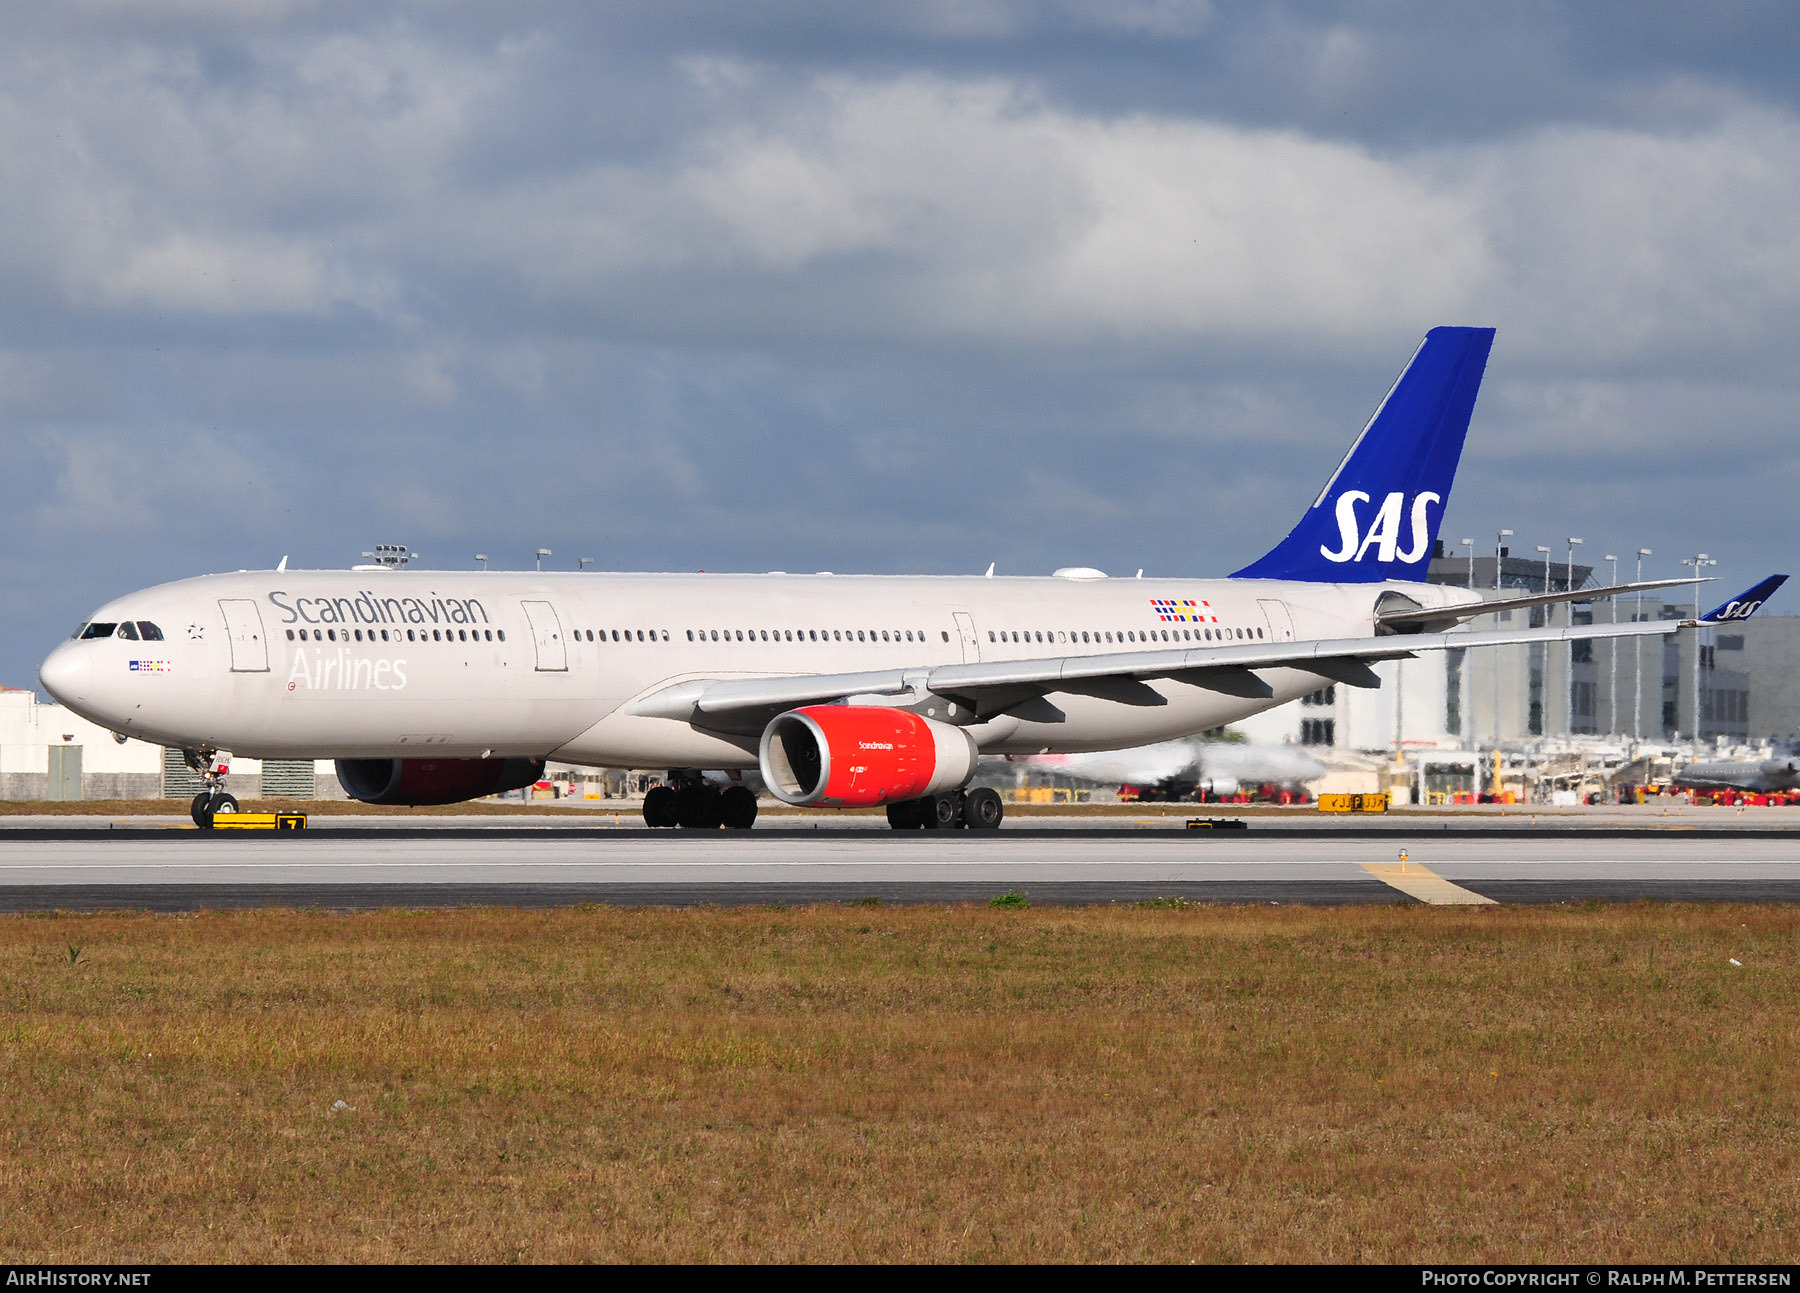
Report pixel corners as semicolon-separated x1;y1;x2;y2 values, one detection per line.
759;706;978;808
334;756;545;806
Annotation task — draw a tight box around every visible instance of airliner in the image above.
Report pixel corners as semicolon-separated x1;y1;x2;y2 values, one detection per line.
1673;759;1800;797
37;327;1786;829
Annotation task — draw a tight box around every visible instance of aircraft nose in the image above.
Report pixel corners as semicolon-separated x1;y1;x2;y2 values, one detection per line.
38;644;92;706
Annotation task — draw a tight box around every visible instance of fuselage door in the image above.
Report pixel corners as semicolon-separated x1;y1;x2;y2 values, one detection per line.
952;612;980;663
219;599;270;672
1257;599;1297;642
521;600;568;672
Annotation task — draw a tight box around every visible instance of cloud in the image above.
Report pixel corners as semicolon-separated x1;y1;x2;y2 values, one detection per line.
2;7;1800;687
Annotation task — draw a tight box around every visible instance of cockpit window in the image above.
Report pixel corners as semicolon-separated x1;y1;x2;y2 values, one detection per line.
137;622;164;641
117;622;140;641
79;622;117;640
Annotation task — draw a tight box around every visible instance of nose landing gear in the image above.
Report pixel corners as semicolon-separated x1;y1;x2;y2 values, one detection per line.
184;747;240;829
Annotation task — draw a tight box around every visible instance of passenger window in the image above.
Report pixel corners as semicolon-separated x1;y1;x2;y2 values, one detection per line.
881;630;889;642
431;629;440;641
285;629;295;641
80;623;117;639
138;622;164;641
486;630;494;641
497;630;506;642
405;629;415;642
383;630;391;642
118;622;140;641
460;629;469;642
941;631;949;642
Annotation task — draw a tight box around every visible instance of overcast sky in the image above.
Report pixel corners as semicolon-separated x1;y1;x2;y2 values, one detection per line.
5;1;1799;686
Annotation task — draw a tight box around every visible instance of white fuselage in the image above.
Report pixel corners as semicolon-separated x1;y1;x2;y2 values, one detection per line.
40;569;1481;768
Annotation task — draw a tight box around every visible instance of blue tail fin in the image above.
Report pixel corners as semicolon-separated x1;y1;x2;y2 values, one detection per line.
1231;326;1496;583
1700;575;1787;623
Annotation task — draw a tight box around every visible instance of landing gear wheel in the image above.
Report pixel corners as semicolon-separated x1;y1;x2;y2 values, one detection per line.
921;793;963;830
642;785;677;828
207;792;239;822
673;784;712;829
718;784;758;830
964;787;1004;830
885;798;925;830
191;791;214;829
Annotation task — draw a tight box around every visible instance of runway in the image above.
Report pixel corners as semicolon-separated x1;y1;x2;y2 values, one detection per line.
4;820;1800;909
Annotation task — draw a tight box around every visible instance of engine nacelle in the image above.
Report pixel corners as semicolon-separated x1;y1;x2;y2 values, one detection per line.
759;706;978;808
334;756;545;806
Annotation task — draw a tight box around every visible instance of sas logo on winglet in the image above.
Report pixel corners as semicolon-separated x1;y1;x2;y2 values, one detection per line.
1319;491;1440;565
1710;599;1765;622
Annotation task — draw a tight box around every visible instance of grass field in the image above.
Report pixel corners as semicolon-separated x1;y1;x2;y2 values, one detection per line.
1;902;1795;1263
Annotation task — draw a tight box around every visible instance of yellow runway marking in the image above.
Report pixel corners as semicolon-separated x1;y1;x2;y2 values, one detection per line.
1360;860;1497;905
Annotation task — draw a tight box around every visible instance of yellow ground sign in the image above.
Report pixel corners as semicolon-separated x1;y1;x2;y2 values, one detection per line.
211;813;308;831
1318;793;1388;814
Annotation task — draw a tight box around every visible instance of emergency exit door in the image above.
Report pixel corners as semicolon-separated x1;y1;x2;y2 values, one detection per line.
1257;599;1297;642
953;612;981;663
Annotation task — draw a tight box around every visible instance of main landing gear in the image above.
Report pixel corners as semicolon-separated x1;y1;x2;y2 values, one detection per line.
642;773;758;830
885;787;1003;831
184;747;240;829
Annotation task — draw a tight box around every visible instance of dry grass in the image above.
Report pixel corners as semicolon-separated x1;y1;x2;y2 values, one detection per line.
1;902;1796;1263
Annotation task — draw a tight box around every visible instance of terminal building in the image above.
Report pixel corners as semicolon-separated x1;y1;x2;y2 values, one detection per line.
1238;544;1800;757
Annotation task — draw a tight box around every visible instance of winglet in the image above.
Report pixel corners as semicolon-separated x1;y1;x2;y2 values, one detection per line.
1698;575;1787;623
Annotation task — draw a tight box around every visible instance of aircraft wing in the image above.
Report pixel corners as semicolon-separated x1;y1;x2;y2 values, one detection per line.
628;603;1709;729
629;575;1786;729
1375;576;1705;631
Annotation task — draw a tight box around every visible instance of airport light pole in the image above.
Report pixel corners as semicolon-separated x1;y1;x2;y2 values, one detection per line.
1683;553;1716;742
1537;545;1553;739
535;548;552;572
475;553;489;571
1493;529;1513;755
1634;548;1651;742
1605;553;1618;737
578;557;593;572
1458;538;1477;745
1566;537;1583;736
